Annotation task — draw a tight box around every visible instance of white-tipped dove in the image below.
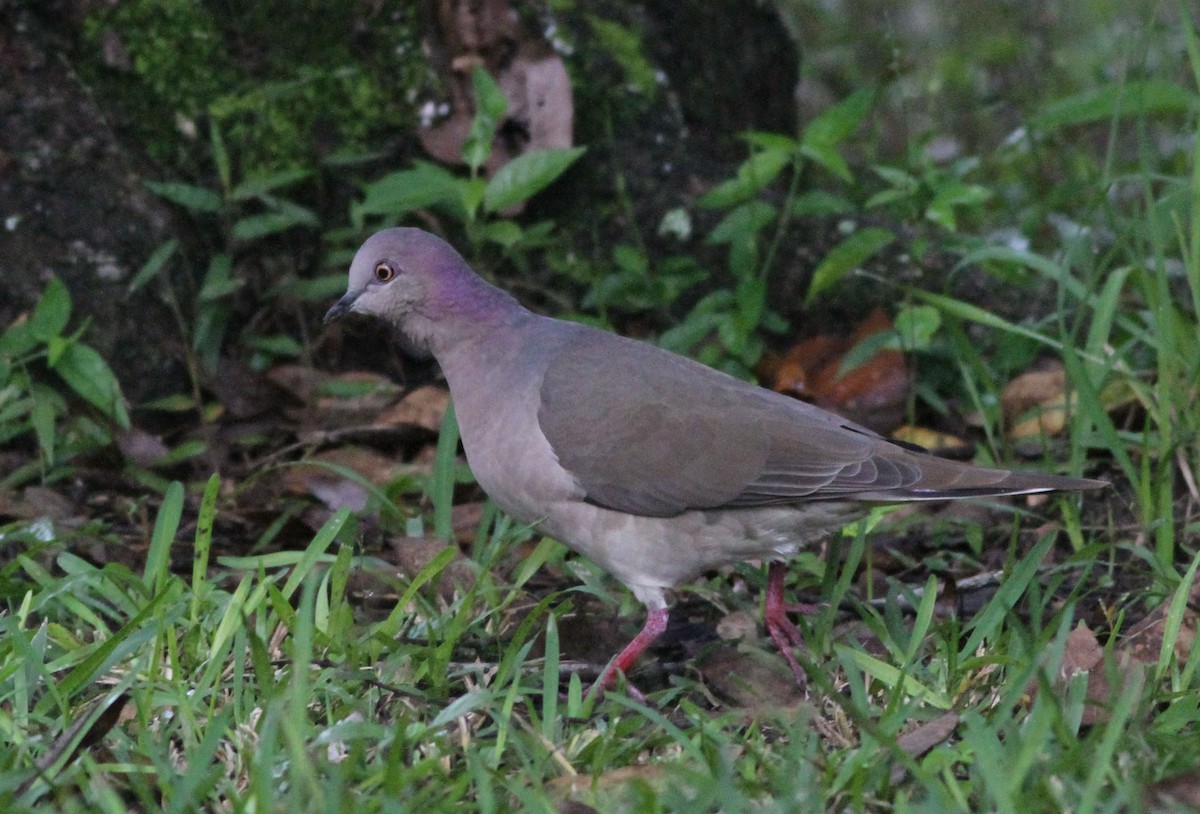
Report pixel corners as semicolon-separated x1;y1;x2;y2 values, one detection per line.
325;228;1105;693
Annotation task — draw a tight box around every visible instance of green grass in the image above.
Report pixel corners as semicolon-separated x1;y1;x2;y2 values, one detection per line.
0;484;1190;813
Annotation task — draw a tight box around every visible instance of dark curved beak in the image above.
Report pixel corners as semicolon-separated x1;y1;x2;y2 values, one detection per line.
323;290;360;324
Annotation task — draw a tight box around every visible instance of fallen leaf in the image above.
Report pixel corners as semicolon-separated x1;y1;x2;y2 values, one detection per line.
898;711;959;758
890;425;973;457
766;334;846;400
1119;573;1200;666
1003;363;1070;441
769;308;908;433
281;447;406;511
374;385;450;433
697;645;807;709
115;426;171;467
389;536;476;601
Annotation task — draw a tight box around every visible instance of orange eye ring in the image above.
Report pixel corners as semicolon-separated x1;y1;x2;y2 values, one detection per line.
374;262;396;282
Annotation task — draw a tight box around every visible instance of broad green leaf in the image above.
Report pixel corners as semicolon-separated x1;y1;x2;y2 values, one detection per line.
698;148;791;209
790;190;854;216
894;304;941;349
482;147;586;213
50;341;130;428
800;89;874;181
0;319;38;358
806;226;895;305
354;162;464;220
243;334;303;357
741;131;799;152
144;181;223;213
477;219;524;249
706;200;777;244
199;254;238;302
281;274;347;302
463;67;509;172
128;240;178;294
30;278;71;342
232;210;317;242
30;395;56;466
925;180;991;231
230;168;312;200
802;88;875;148
1034;79;1197;130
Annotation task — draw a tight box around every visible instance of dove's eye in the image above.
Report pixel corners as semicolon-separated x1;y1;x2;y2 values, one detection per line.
374;262;396;283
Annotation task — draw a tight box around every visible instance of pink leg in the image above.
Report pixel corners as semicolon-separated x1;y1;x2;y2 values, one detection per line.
589;606;670;700
764;561;809;684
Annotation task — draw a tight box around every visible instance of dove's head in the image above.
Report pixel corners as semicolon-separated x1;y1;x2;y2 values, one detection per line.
324;228;518;350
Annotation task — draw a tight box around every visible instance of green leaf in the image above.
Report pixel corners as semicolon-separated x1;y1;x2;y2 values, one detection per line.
0;319;38;358
741;131;799;152
232;211;316;242
893;304;941;350
354;162;465;221
790;191;854;217
806;226;895;305
925;180;991;231
128;240;178;294
50;341;130;428
144;181;223;213
243;334;303;358
30;278;71;342
463;67;509;173
697;148;791;209
30;394;56;466
230;169;312;200
1034;79;1197;130
800;89;874;181
279;274;347;302
198;254;239;302
482;147;586;213
802;88;874;147
209;118;231;192
707;200;777;244
477;219;524;249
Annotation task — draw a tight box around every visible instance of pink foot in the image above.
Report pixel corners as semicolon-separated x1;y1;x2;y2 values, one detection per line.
588;606;670;701
764;561;809;684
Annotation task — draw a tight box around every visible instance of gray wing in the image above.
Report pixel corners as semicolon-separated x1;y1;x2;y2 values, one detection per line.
536;327;922;518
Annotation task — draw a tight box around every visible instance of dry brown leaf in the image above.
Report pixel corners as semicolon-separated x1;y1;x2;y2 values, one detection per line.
115;426;171;468
374;385;450;433
1119;573;1200;666
266;363;336;403
1003;363;1070;441
767;334;847;400
890;425;973;457
897;711;959;759
697;645;807;709
548;764;668;810
770;308;908;433
281;447;405;511
389;536;476;601
715;610;758;641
